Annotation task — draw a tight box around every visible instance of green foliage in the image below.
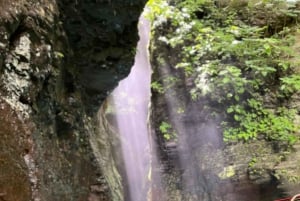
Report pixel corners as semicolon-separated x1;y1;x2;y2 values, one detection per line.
54;51;64;58
177;0;212;14
248;157;257;168
151;76;179;94
145;0;166;22
223;101;297;143
280;75;300;95
159;121;177;140
151;81;164;93
163;76;180;91
147;0;300;144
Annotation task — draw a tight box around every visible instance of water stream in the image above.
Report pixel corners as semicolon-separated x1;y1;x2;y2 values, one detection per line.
110;16;161;201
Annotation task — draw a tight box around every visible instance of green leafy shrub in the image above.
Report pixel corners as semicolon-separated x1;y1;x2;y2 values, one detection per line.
159;121;177;140
280;75;300;95
147;0;300;144
151;81;164;93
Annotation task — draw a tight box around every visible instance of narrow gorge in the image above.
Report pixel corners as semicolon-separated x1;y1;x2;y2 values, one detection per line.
1;0;300;201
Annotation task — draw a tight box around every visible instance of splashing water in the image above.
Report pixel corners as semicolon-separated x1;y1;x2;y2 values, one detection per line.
111;16;161;201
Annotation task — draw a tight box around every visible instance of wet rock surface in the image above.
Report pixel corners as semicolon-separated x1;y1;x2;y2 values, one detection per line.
0;0;146;200
0;99;31;201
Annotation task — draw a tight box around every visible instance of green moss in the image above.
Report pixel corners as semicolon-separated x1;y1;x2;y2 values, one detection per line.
218;165;235;179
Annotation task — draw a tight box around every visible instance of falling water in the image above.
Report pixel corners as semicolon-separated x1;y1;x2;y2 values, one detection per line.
111;16;161;201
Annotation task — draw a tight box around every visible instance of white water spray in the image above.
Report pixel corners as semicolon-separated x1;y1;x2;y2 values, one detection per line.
111;15;161;201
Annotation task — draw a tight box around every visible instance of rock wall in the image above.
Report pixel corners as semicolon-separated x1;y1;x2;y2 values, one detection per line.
150;33;300;201
0;0;146;200
149;1;300;200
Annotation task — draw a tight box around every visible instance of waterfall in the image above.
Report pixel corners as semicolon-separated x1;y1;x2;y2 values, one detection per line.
109;15;161;201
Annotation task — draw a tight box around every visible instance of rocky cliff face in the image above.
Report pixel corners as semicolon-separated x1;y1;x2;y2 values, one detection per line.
149;1;300;200
0;0;146;200
150;32;300;201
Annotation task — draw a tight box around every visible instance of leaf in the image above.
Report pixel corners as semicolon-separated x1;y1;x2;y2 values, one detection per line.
54;51;64;58
237;88;245;94
222;77;231;84
263;43;271;56
164;134;171;140
227;93;233;98
234;114;240;121
227;107;234;113
234;95;240;101
262;71;268;77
